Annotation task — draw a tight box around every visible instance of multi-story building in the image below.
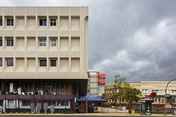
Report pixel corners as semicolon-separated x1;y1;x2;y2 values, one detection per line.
0;6;88;112
87;71;106;96
104;81;176;104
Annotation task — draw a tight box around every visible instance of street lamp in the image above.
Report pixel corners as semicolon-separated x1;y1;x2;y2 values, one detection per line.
164;78;176;116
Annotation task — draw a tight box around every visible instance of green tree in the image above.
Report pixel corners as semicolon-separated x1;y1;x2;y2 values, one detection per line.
112;74;129;105
112;74;141;106
124;87;141;102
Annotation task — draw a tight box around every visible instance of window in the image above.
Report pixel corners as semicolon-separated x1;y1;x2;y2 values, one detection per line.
159;90;162;93
65;83;68;94
156;90;158;93
40;60;47;66
60;100;68;106
0;19;2;26
7;59;13;66
39;19;47;26
22;100;30;106
50;60;56;66
146;89;148;93
50;19;56;26
7;39;13;46
116;89;118;92
0;40;2;46
142;89;145;93
0;59;2;66
39;39;46;46
61;83;64;94
152;90;155;92
7;19;13;26
51;39;56;46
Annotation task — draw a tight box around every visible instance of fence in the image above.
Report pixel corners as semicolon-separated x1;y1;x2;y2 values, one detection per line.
0;94;76;113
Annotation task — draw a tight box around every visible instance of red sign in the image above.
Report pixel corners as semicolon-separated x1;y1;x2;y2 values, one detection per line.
150;92;157;98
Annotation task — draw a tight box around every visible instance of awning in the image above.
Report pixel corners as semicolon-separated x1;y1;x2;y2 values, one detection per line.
77;93;107;103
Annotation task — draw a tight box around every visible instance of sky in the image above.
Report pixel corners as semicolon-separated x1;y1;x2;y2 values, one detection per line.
1;0;176;84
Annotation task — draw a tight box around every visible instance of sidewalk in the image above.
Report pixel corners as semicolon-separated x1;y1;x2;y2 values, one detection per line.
0;113;172;116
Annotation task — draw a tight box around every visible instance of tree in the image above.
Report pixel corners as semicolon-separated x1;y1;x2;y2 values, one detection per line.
112;74;130;105
124;87;141;102
112;74;141;106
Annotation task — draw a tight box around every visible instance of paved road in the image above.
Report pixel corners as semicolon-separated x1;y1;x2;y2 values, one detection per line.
0;113;169;116
0;115;158;117
0;114;169;117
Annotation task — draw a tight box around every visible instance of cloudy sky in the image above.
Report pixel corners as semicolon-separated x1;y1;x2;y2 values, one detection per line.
1;0;176;84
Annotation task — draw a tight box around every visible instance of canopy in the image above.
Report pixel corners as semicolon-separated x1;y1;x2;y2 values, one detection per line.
77;93;107;103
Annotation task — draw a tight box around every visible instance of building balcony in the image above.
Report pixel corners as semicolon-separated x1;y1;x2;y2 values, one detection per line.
99;74;106;78
98;79;106;84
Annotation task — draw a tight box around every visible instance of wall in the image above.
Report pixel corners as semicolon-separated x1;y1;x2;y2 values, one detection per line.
0;7;88;79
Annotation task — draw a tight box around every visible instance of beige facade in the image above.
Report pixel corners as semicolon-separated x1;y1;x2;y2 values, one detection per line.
104;81;176;104
0;6;88;79
0;6;88;97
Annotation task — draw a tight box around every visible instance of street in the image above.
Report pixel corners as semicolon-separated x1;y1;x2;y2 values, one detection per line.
0;115;161;117
0;114;169;117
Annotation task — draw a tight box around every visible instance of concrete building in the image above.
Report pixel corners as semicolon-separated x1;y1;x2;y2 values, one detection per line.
87;71;106;96
0;6;88;112
104;81;176;104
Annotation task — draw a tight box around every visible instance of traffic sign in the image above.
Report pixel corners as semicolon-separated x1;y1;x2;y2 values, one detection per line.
150;92;156;98
165;94;170;98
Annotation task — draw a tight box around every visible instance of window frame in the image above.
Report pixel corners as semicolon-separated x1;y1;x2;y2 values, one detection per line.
39;19;47;26
7;59;13;66
0;19;2;26
39;39;46;46
50;60;56;67
50;19;56;26
0;40;2;46
0;59;2;66
7;39;13;46
51;39;56;46
7;19;13;26
40;60;47;67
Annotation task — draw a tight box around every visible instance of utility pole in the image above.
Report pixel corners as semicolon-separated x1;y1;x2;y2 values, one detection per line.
164;78;176;116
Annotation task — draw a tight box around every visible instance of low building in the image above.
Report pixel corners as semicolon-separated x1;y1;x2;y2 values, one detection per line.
104;81;176;104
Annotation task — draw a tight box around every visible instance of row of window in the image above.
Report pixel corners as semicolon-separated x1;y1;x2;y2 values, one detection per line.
0;39;57;47
105;89;176;94
105;89;118;93
107;98;129;103
0;59;56;67
22;100;69;107
0;81;70;95
143;89;176;93
0;16;79;27
0;18;58;26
